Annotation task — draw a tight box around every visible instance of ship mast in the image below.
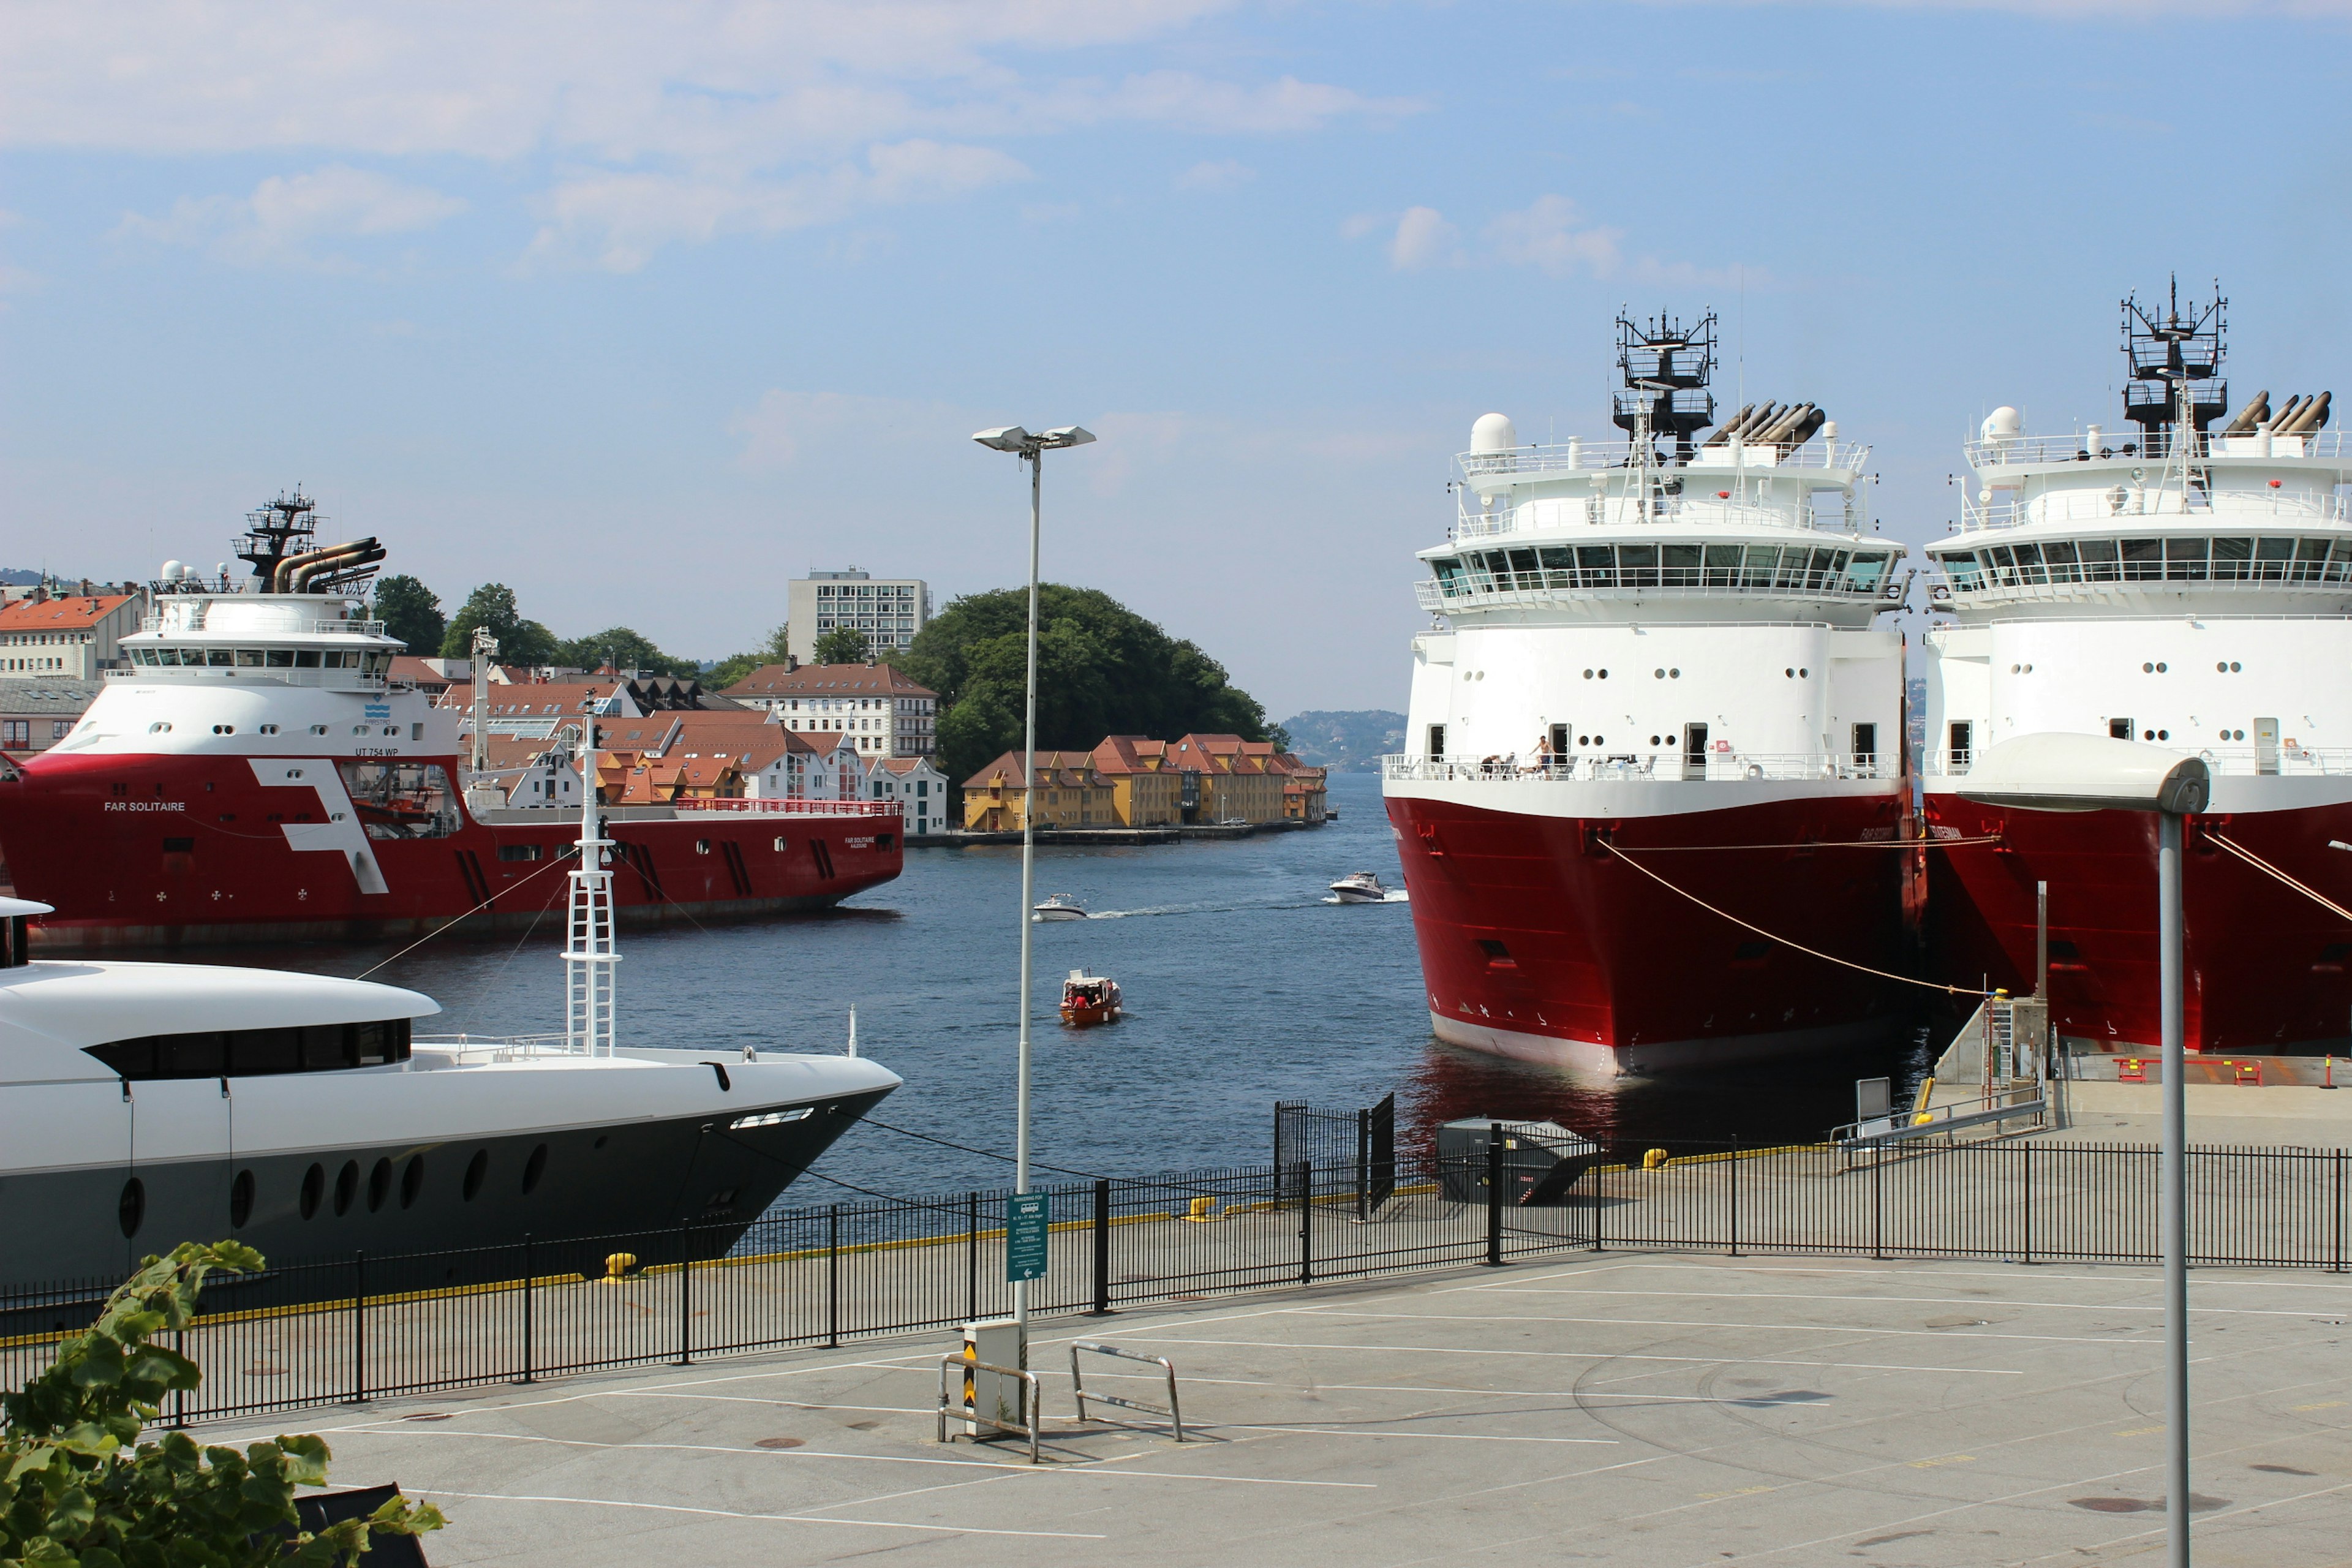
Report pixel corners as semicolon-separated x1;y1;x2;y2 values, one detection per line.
565;718;618;1057
2122;277;2226;507
1613;310;1717;521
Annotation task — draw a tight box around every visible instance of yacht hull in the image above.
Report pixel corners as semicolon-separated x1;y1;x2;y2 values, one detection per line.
1385;783;1911;1077
0;749;902;949
1924;783;2352;1054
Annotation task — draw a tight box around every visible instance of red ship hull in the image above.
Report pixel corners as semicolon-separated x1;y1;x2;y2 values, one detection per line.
0;749;902;949
1924;789;2352;1055
1385;788;1912;1075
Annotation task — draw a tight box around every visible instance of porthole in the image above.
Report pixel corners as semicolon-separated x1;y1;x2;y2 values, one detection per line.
1583;669;1593;679
2158;728;2169;740
2217;662;2228;673
1800;668;1809;678
2143;729;2155;741
1785;668;1795;678
1669;668;1680;679
1654;669;1665;679
463;1149;488;1201
301;1163;325;1219
2230;662;2241;673
1649;734;1662;745
118;1177;145;1238
695;840;712;855
366;1157;392;1213
1474;671;1485;680
772;836;789;852
2143;662;2154;673
334;1160;359;1216
522;1142;549;1195
399;1156;425;1210
1464;671;1474;681
2156;662;2168;673
1577;735;1589;745
230;1169;255;1229
1598;669;1608;679
1593;734;1605;745
2023;663;2032;673
2011;664;2020;674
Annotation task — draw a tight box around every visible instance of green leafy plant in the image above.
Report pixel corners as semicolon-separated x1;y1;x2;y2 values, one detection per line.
2;1242;445;1567
811;626;873;666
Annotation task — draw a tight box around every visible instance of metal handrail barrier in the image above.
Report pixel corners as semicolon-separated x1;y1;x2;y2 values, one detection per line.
1923;745;2352;781
936;1354;1042;1464
1415;576;1900;611
1834;1089;2046;1152
669;797;899;816
1954;492;2351;535
1457;437;1872;477
1966;429;2346;467
1382;752;1901;785
1069;1341;1184;1441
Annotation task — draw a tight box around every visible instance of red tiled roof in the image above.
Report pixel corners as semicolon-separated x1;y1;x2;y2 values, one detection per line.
0;595;138;631
963;749;1105;790
723;663;937;699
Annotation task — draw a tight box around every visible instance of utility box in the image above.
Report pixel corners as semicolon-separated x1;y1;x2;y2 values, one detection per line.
1437;1118;1601;1206
957;1318;1024;1438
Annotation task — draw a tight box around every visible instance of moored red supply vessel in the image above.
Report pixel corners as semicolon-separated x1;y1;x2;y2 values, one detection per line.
1920;283;2352;1054
0;494;902;949
1383;313;1914;1076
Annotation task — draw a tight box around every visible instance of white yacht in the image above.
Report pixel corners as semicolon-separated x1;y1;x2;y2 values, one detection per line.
1031;894;1088;921
1329;871;1390;903
0;748;900;1292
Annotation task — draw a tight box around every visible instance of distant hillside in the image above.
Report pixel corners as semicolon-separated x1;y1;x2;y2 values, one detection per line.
0;569;48;587
1280;709;1406;773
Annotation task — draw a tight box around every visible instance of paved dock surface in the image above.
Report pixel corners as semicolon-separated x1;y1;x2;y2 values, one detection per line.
217;1251;2352;1567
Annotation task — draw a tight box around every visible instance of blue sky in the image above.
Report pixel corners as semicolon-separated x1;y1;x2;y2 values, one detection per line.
4;1;2349;717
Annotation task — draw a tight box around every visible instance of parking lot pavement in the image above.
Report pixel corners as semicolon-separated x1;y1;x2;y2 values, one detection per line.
219;1252;2352;1567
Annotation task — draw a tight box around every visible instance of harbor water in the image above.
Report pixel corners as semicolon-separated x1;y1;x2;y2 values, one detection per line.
222;772;1936;1202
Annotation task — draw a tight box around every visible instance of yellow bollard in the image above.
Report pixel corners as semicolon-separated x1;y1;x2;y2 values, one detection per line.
1183;1196;1221;1223
600;1251;639;1283
1643;1148;1668;1171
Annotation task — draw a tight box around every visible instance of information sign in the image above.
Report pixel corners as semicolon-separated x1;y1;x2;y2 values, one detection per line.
1005;1192;1050;1283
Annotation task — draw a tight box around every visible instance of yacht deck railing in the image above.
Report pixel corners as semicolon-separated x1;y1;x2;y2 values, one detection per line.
1382;752;1899;784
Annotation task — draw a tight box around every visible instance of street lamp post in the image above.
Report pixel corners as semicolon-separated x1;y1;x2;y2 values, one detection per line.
1961;733;2210;1567
971;423;1095;1360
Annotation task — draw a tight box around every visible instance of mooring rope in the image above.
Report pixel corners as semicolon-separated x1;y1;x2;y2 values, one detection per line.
1600;841;1991;997
2203;829;2352;925
1616;834;2003;852
352;850;574;979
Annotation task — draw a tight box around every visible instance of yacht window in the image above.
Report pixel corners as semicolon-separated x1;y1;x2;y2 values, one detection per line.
2295;538;2332;582
2211;537;2253;580
1741;546;1779;587
2121;538;2163;579
1506;548;1540;580
2254;537;2296;579
207;648;236;666
1576;545;1616;585
1703;545;1743;586
236;649;265;667
1661;543;1702;585
265;649;295;667
2165;537;2209;579
296;650;322;668
1618;544;1659;586
2328;540;2352;582
83;1017;413;1080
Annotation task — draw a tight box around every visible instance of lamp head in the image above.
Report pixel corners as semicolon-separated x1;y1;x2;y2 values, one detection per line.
1958;733;2210;815
972;426;1033;453
1037;426;1096;450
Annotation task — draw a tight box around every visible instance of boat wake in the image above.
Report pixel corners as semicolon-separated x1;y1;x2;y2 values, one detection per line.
1322;889;1411;905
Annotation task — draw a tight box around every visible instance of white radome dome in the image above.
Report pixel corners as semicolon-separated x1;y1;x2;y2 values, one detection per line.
1470;412;1519;454
1981;406;2023;441
160;560;184;581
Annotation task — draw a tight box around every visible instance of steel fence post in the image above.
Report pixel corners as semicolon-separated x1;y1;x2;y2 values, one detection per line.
172;1327;186;1427
677;1220;693;1367
1728;1137;1740;1258
350;1251;366;1406
1487;1123;1504;1267
2335;1151;2345;1275
827;1204;841;1349
1356;1108;1370;1223
967;1191;979;1323
1297;1161;1313;1284
2022;1142;2034;1265
1871;1147;1883;1261
521;1234;535;1385
1091;1178;1112;1315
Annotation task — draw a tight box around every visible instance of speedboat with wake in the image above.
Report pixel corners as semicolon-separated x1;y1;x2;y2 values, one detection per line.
0;742;899;1294
1329;871;1391;903
1031;894;1088;921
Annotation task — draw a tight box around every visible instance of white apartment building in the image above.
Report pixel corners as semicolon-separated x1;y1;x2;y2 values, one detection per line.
720;662;938;758
868;754;952;834
0;589;149;679
786;568;932;660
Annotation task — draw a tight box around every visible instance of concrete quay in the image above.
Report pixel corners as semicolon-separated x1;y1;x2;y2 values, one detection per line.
907;819;1322;848
224;1251;2352;1567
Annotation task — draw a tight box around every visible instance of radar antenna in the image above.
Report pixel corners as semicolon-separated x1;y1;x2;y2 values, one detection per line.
230;488;387;596
235;490;320;582
1612;310;1717;463
2122;277;2227;456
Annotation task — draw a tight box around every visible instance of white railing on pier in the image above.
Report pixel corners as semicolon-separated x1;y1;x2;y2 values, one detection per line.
1382;751;1899;784
1459;439;1869;478
1925;746;2352;782
1954;489;2351;535
1966;429;2345;468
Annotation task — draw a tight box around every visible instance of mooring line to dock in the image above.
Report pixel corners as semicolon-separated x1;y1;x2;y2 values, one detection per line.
2204;829;2352;923
352;851;574;979
1600;842;1991;997
1611;834;2002;852
862;1118;1106;1180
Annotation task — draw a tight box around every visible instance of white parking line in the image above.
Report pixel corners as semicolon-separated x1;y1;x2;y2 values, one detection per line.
416;1488;1106;1538
1295;1308;2147;1344
1459;1286;2335;1319
1114;1335;2023;1374
1200;1423;1616;1445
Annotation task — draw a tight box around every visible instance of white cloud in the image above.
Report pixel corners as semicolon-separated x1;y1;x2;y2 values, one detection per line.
116;165;464;266
522;140;1028;272
1175;158;1254;192
1486;195;1621;280
1388;206;1460;272
727;387;971;472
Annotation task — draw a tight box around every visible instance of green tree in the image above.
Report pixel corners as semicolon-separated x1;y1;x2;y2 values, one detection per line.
1;1242;444;1566
368;574;444;655
703;622;793;690
899;585;1278;783
440;582;557;666
812;626;873;666
556;626;697;678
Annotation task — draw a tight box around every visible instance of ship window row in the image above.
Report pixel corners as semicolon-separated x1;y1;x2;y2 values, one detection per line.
1431;545;1893;596
1939;536;2352;590
126;647;394;673
83;1018;414;1080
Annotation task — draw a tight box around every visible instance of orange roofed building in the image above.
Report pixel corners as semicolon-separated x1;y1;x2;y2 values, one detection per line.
960;734;1325;830
960;751;1115;832
0;592;147;680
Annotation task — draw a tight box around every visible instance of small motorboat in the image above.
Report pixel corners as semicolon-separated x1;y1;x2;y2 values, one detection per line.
1059;968;1123;1027
1032;894;1088;921
1329;871;1389;903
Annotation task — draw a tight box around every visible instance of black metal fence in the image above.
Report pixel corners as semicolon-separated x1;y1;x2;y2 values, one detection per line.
6;1135;2346;1427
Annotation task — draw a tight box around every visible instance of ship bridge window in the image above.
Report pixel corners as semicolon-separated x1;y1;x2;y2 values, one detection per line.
84;1017;413;1080
296;650;322;668
1431;557;1466;594
1576;545;1615;585
2165;537;2210;579
206;648;234;666
1662;543;1701;585
2121;538;2163;579
1703;545;1743;586
1845;551;1891;590
265;649;295;667
1618;543;1659;586
236;649;265;667
1740;546;1779;587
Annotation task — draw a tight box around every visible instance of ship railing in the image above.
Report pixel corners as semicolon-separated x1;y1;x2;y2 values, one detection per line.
1967;429;2345;467
1925;746;2352;781
668;797;899;816
411;1031;584;1063
1381;751;1899;784
1938;547;2352;594
137;611;389;637
1457;438;1870;478
1452;496;1855;540
1416;574;1902;611
1953;490;2351;535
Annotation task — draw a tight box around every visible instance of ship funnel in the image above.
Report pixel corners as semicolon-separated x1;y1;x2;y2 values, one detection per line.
1470;412;1519;454
2222;390;2270;435
2280;390;2331;434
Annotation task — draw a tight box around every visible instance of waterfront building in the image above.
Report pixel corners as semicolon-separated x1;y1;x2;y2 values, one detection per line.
868;754;951;834
1088;736;1182;825
1283;764;1329;821
962;752;1117;831
722;662;938;758
1167;734;1292;824
0;590;148;679
0;677;101;754
786;568;932;660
